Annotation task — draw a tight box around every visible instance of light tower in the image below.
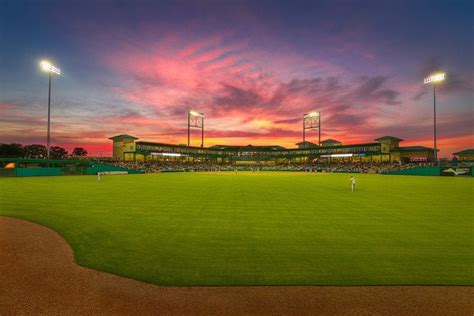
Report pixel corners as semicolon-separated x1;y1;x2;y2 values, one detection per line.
187;110;204;147
303;112;321;148
40;60;61;159
423;73;445;161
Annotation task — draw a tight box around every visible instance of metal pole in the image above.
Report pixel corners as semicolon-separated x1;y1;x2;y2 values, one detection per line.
318;114;321;146
187;112;190;146
433;83;437;161
201;116;204;148
303;116;306;148
47;72;51;159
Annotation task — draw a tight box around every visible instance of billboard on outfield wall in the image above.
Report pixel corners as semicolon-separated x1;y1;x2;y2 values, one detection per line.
440;167;472;176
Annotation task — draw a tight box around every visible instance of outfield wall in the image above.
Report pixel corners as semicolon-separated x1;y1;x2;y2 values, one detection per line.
383;166;474;177
15;168;62;177
0;161;143;177
383;167;441;176
85;163;143;175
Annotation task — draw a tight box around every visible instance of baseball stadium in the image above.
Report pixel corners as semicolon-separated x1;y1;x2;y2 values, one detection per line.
1;118;473;314
1;1;474;314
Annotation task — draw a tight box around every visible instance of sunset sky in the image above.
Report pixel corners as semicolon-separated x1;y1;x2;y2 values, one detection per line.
1;0;472;157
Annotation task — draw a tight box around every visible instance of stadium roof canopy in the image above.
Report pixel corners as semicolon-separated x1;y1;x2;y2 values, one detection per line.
374;136;403;141
295;141;319;147
320;139;341;144
209;144;287;151
108;134;138;140
390;146;435;152
452;149;474;155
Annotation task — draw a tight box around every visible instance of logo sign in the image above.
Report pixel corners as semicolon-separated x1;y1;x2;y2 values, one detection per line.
440;167;471;176
410;156;428;162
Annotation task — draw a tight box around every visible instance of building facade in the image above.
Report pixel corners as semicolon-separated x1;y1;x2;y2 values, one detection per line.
453;149;474;161
109;135;436;164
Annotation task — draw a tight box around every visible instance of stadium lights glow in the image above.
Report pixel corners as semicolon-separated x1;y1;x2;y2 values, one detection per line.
39;60;61;159
321;153;353;158
40;60;61;75
189;110;204;117
304;112;320;118
423;72;446;161
423;73;445;84
151;152;182;157
303;111;321;147
188;110;205;147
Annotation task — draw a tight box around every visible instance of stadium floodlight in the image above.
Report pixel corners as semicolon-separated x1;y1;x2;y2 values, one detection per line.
40;60;61;75
424;72;445;161
306;112;319;118
39;60;61;159
187;110;204;147
303;111;321;148
189;110;204;117
423;73;445;84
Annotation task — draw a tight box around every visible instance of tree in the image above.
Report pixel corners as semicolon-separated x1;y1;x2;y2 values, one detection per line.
50;146;68;159
72;147;88;157
24;144;47;158
0;143;25;158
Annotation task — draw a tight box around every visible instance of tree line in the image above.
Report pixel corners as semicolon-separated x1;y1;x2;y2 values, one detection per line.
0;143;88;159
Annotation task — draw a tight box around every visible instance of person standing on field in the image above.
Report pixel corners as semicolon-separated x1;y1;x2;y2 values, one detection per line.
97;172;101;181
350;176;356;191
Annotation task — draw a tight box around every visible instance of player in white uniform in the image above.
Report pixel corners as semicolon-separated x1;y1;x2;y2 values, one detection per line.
350;176;356;191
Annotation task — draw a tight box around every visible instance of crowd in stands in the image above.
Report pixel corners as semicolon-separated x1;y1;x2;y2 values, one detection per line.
102;160;439;174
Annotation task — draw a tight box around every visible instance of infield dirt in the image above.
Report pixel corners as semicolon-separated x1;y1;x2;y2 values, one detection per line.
1;216;472;315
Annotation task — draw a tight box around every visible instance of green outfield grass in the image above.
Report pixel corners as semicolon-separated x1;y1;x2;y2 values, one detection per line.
0;172;473;286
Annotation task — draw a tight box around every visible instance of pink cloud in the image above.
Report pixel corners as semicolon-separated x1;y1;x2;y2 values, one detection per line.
89;34;470;158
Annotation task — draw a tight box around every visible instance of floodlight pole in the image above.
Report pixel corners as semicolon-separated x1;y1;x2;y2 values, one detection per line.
302;116;306;148
318;114;321;146
187;111;204;147
40;60;60;159
187;112;191;146
201;116;204;148
424;73;444;162
302;112;321;149
47;72;52;159
433;83;437;161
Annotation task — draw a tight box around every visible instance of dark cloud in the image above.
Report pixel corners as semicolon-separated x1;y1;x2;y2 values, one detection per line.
214;84;264;109
362;112;473;141
350;76;400;105
279;78;323;95
326;113;368;126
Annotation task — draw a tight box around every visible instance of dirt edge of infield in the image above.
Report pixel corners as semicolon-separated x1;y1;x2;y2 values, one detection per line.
0;216;472;315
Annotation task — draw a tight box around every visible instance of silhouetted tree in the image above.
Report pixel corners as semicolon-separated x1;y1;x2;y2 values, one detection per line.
0;143;25;158
50;146;68;159
24;144;47;158
72;147;88;157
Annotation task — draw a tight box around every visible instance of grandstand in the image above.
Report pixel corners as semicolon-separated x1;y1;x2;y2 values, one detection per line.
109;134;436;164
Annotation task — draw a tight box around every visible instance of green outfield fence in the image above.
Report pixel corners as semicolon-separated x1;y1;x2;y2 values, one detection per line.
383;166;441;176
15;167;62;177
85;163;143;175
0;158;143;177
383;166;473;177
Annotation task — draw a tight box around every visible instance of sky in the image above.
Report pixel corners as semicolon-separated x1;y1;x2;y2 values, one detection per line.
0;0;473;157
